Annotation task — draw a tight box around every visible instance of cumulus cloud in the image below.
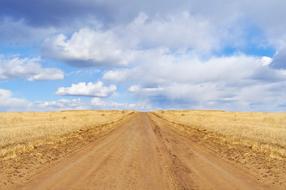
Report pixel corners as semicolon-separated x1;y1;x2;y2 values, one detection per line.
106;53;286;111
56;81;117;97
43;28;136;67
2;0;286;111
125;12;219;52
0;56;64;81
43;12;228;67
0;89;29;111
2;0;286;49
106;52;286;83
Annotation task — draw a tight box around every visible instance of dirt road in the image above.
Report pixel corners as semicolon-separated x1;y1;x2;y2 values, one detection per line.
14;113;271;190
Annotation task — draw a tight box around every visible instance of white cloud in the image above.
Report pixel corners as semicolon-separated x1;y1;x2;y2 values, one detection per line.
0;89;84;112
43;12;230;67
261;56;272;66
34;98;88;111
29;69;65;81
128;85;164;96
90;97;107;106
107;52;286;84
125;12;219;52
43;28;135;67
0;56;64;81
107;52;286;111
56;81;117;97
103;70;129;82
91;97;151;110
31;97;151;111
0;89;29;111
42;12;286;111
3;1;286;112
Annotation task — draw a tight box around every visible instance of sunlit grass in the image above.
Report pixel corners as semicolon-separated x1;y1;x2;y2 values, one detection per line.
0;110;132;159
155;110;286;158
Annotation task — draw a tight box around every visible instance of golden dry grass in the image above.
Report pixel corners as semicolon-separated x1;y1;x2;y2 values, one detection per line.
0;110;133;159
154;110;286;159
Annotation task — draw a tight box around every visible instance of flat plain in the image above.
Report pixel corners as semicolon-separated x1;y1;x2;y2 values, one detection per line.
0;110;133;160
154;110;286;159
0;110;285;190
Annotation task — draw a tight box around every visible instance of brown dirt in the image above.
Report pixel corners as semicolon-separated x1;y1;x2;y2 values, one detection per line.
1;112;285;190
151;112;286;189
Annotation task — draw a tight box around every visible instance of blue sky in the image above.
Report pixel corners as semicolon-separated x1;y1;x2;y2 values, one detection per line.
0;0;285;111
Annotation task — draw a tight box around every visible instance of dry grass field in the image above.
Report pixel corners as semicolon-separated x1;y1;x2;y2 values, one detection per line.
0;110;133;160
154;110;286;159
1;111;286;189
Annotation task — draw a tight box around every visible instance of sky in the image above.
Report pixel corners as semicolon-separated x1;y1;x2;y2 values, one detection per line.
0;0;286;112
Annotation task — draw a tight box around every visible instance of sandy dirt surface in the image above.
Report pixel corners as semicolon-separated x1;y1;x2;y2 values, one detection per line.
2;113;285;190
